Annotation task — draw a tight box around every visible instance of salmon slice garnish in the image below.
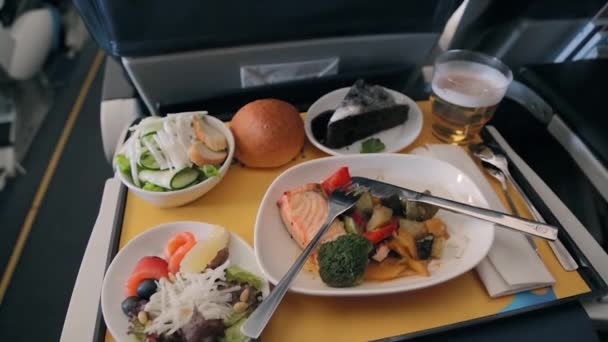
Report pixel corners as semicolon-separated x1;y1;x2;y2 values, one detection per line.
278;183;346;249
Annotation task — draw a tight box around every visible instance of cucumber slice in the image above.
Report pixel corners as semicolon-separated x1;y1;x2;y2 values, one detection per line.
139;168;200;190
139;151;160;170
170;168;199;189
139;169;177;189
139;168;199;190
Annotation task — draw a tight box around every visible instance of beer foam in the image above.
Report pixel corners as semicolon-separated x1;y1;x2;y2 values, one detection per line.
432;61;510;108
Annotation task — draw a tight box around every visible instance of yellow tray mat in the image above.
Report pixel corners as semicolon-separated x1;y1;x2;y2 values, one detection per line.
107;101;589;342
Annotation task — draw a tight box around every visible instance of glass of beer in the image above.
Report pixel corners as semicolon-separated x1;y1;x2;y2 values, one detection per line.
430;50;512;144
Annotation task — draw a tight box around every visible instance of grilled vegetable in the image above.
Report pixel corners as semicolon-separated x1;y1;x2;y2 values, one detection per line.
425;217;449;238
321;167;351;195
393;228;418;259
366;205;393;231
432;236;446;258
416;234;434;260
363;220;398;244
364;258;407;281
343;216;362;235
351;211;367;229
354;191;374;213
398;219;427;239
407;258;430;277
403;200;436;221
381;194;404;217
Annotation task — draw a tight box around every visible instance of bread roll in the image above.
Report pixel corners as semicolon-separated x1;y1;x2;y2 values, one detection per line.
231;99;305;168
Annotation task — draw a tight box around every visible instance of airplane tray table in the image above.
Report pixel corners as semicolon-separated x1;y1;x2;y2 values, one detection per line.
79;101;601;342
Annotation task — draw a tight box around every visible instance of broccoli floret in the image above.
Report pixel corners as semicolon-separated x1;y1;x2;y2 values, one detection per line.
318;234;373;287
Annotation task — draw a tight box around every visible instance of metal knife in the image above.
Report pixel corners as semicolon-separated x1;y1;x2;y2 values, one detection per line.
351;176;558;241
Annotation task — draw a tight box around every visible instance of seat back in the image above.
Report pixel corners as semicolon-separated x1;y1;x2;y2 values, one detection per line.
74;0;461;115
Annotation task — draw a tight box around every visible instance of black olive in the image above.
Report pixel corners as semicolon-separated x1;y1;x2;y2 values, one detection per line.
416;234;434;260
137;279;158;300
121;296;140;316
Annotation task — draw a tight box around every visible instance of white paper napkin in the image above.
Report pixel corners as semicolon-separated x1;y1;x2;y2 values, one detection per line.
411;144;555;297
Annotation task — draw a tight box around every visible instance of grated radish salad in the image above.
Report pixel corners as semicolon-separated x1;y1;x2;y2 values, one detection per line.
144;261;239;336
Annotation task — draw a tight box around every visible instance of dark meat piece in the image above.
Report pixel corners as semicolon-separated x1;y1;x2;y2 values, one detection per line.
206;248;229;270
180;311;226;342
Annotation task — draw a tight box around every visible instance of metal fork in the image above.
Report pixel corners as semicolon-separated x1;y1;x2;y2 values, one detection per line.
241;183;361;339
351;176;558;240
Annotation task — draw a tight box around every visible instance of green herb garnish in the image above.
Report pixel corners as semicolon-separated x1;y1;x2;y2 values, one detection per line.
360;138;385;153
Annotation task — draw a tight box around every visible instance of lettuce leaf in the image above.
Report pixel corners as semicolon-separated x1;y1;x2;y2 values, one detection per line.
115;154;131;174
200;164;220;178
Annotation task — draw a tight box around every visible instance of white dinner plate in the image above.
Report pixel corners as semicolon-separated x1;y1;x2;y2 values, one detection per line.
305;87;424;156
254;154;494;296
101;221;269;342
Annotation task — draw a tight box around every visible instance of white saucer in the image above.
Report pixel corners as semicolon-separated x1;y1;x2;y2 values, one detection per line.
304;87;424;156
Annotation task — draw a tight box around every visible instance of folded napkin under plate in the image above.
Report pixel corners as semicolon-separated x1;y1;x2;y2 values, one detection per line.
412;144;555;297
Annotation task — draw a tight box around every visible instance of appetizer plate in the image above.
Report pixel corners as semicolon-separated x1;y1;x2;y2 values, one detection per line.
101;221;269;342
305;87;424;156
254;154;494;296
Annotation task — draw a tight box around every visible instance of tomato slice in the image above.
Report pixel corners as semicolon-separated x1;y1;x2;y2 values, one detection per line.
321;167;352;195
165;232;196;258
363;220;399;244
125;256;168;296
168;240;196;274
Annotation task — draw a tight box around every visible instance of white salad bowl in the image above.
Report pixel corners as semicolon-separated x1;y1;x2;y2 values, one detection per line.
115;115;235;208
254;154;495;296
101;221;269;342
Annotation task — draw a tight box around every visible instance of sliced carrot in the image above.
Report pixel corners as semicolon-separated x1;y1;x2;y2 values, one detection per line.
168;240;196;274
165;232;196;258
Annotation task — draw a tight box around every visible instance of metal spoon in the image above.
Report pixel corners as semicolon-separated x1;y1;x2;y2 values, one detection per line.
472;143;578;271
483;164;539;253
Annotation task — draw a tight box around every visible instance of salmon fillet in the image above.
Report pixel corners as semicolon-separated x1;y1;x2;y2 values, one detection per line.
278;183;346;249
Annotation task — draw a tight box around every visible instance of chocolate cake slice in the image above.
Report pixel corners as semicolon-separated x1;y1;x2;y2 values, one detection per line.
325;80;409;148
